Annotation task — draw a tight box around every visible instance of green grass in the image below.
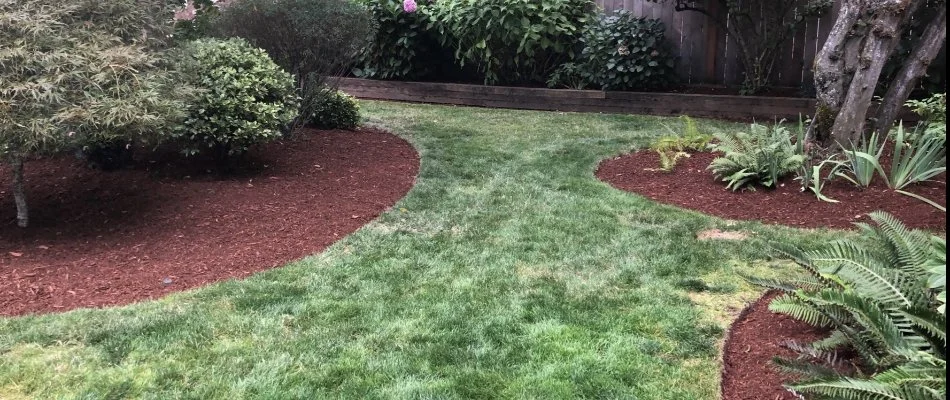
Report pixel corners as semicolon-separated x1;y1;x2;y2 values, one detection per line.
0;102;840;399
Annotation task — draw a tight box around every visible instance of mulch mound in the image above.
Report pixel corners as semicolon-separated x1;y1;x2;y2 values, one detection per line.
597;150;946;230
721;292;830;400
0;128;418;316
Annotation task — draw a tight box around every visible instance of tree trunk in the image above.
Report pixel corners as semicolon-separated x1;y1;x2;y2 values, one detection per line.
810;0;866;146
829;2;910;145
10;155;29;228
874;3;947;134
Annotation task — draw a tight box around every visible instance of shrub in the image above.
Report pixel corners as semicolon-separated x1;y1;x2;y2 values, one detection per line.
747;212;946;399
353;0;454;81
707;122;804;191
173;38;299;161
551;11;677;91
171;0;221;41
2;0;184;227
213;0;373;130
214;0;372;78
310;90;361;130
427;0;594;85
905;93;946;126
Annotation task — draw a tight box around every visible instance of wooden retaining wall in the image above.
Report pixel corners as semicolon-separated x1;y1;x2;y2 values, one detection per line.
337;77;817;121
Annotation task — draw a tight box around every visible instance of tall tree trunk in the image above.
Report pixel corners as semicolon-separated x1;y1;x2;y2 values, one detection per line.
874;3;947;134
830;1;910;145
810;0;866;145
10;155;28;228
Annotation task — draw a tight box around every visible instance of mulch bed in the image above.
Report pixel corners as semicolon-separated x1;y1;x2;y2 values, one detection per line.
596;150;946;230
0;128;418;316
598;150;943;398
721;292;831;400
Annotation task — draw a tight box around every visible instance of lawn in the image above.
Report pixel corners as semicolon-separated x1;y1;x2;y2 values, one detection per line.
0;101;835;399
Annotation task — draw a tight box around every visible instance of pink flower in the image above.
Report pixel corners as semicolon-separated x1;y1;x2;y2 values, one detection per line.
173;0;197;21
403;0;417;13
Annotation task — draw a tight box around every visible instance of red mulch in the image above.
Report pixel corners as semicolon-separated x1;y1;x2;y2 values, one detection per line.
0;128;418;316
596;150;946;230
721;292;831;400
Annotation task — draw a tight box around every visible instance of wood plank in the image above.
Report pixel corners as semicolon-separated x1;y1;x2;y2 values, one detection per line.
337;78;827;120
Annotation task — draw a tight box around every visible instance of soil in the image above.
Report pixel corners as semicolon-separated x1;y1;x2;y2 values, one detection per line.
0;128;419;316
668;85;807;98
596;150;946;230
721;292;831;400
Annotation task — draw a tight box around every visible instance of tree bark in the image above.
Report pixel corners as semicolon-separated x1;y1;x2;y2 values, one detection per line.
829;1;911;145
10;155;29;228
874;3;947;134
810;0;866;145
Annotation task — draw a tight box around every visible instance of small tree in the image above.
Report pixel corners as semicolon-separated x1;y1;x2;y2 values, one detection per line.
649;0;832;94
1;0;185;227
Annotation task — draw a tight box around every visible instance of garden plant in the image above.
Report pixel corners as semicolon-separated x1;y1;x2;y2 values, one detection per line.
0;1;945;400
172;38;299;163
748;212;946;399
0;0;185;227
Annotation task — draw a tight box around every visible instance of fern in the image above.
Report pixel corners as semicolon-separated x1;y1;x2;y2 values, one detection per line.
770;293;837;328
648;115;710;172
745;212;947;399
773;355;843;381
811;330;851;352
707;121;805;190
790;377;944;400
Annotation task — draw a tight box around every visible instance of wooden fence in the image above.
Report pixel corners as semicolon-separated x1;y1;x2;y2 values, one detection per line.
593;0;838;87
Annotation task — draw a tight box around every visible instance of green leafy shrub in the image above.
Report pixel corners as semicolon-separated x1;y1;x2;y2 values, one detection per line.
214;0;372;78
213;0;372;131
707;122;804;191
310;90;361;130
171;0;220;41
905;93;946;126
747;212;946;400
353;0;455;80
649;116;711;171
173;38;299;161
545;62;589;89
550;11;677;91
427;0;594;85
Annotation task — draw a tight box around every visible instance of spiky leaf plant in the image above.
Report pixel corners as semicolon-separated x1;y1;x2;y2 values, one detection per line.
747;212;947;400
707;121;804;191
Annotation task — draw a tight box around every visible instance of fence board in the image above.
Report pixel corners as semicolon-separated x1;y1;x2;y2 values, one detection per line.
592;0;944;88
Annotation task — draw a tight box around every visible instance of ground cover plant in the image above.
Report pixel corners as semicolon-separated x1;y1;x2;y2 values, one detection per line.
648;115;711;171
0;102;840;399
